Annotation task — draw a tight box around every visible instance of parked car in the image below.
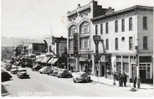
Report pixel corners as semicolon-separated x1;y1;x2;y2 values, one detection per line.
4;63;12;71
17;69;30;79
32;63;42;71
1;69;12;82
10;65;18;74
49;68;59;76
72;72;91;83
57;69;72;78
39;66;53;74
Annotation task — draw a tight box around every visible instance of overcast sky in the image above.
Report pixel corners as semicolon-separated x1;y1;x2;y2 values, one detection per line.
2;0;154;39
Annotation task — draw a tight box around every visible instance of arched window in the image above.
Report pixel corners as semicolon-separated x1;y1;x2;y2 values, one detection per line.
80;21;90;34
69;25;77;37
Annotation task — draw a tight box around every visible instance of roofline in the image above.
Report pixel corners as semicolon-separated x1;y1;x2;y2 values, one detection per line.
92;5;154;21
67;3;91;17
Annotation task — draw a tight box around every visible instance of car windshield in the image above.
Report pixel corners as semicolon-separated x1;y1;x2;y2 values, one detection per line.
19;70;26;73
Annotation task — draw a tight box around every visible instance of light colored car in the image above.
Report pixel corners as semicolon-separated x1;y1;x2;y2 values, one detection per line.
10;65;18;74
17;69;29;79
72;72;91;83
57;69;72;78
39;66;53;74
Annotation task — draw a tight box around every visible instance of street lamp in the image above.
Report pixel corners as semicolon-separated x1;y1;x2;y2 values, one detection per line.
93;35;101;76
135;46;140;89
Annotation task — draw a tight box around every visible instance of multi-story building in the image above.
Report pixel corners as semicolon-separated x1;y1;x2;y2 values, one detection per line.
51;36;67;57
67;0;113;72
27;43;46;55
92;5;153;83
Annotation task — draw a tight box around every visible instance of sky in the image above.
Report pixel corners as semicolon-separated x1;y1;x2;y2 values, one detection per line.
2;0;154;39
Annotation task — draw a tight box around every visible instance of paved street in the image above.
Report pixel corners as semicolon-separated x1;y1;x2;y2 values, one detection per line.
2;68;154;97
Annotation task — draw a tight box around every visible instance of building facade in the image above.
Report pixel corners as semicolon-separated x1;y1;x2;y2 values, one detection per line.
51;36;67;57
67;0;113;72
92;5;153;82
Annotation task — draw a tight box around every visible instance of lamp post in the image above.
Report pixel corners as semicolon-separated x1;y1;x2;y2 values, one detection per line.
135;46;140;89
93;35;101;76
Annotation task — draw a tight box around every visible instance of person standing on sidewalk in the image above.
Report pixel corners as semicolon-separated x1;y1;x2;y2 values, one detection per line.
118;73;123;87
133;76;137;88
123;72;128;87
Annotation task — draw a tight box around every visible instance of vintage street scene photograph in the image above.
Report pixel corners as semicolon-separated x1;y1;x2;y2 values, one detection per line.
1;0;154;97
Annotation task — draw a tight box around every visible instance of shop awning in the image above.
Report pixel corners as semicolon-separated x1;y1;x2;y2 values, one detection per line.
41;56;51;63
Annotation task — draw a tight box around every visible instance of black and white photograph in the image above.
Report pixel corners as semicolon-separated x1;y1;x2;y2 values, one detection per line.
1;0;154;97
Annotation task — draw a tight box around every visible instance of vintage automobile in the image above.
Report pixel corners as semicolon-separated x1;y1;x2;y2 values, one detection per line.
32;63;42;71
10;65;18;74
39;66;53;74
4;63;12;71
57;69;72;78
1;69;12;82
72;72;91;83
17;69;30;79
49;68;60;76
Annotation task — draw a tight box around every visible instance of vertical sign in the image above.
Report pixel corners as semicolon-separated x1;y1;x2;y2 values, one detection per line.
73;33;78;56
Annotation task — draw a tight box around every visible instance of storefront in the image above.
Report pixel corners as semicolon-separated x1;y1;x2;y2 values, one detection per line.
139;56;153;83
79;54;92;74
99;54;111;78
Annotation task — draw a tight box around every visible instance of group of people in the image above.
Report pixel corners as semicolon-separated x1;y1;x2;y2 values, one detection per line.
114;72;128;87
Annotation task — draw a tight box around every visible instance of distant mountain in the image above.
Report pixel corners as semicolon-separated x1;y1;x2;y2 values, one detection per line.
1;36;43;47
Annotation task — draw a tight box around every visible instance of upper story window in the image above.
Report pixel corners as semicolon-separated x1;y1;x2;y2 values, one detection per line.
69;25;77;37
115;38;119;50
143;36;148;50
115;20;118;32
100;24;103;34
106;39;109;50
80;38;89;50
143;16;148;30
121;19;125;32
95;24;98;35
129;36;133;50
80;22;90;34
69;39;73;50
129;17;133;31
106;22;108;34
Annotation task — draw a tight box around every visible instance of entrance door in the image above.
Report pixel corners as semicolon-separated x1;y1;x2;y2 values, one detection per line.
140;70;146;83
101;64;105;76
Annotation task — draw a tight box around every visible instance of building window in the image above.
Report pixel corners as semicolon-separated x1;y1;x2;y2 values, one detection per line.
69;25;77;37
69;40;73;50
106;22;108;34
121;19;125;32
95;24;98;35
106;39;109;50
143;36;148;50
100;24;103;34
115;20;118;32
121;37;125;41
80;21;90;34
115;38;118;50
129;17;133;31
80;38;89;50
143;16;148;30
129;37;133;50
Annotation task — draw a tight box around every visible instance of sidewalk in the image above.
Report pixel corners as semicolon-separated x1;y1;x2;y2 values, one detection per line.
91;76;154;89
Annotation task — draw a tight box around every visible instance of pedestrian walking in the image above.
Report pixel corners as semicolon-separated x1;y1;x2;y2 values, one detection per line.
123;72;127;87
118;73;123;87
133;77;137;88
